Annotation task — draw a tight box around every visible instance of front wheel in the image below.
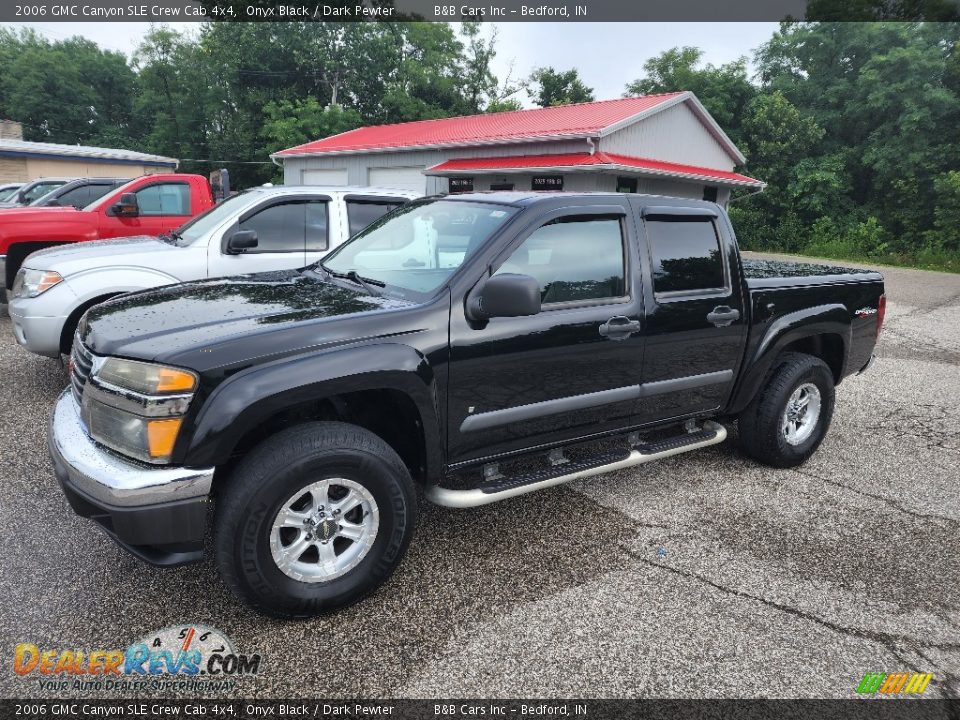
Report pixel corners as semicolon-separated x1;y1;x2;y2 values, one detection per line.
214;421;417;618
737;352;836;468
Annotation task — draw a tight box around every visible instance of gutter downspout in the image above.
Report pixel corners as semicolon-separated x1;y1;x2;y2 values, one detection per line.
727;185;766;203
587;137;596;155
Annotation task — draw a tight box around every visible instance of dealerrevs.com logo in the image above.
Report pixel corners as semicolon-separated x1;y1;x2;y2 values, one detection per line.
13;625;261;693
856;672;933;695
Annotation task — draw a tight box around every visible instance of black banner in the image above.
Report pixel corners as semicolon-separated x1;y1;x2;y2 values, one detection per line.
531;175;564;190
449;178;474;194
3;0;958;23
2;700;959;720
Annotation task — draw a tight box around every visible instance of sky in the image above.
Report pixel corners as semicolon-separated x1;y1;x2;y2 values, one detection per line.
4;21;781;105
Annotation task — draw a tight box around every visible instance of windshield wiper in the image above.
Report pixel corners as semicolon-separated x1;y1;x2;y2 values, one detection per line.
318;263;385;296
158;230;183;245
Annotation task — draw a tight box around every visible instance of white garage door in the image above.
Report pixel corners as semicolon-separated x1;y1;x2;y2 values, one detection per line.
301;168;348;185
368;167;426;194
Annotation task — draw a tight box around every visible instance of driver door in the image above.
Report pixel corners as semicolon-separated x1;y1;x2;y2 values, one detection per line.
447;202;647;465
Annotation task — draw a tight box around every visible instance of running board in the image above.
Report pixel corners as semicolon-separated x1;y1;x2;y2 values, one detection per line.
426;421;727;508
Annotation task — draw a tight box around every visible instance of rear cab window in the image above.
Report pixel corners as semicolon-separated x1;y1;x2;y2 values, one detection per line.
346;199;406;237
644;212;728;298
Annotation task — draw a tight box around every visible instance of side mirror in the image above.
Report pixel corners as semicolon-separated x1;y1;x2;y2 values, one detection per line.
15;191;26;205
112;193;139;217
226;229;258;254
468;273;541;320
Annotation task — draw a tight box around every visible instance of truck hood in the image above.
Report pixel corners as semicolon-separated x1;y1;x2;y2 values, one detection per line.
0;205;77;217
79;269;418;369
23;235;179;276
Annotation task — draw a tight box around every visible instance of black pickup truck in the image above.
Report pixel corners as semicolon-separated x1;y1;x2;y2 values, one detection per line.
49;192;885;617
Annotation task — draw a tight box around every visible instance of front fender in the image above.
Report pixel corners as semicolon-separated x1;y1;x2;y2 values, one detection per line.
728;304;851;414
180;342;443;478
65;267;182;306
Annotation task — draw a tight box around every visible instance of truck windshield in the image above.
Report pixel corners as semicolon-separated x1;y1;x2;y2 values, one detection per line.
169;192;252;246
321;199;517;297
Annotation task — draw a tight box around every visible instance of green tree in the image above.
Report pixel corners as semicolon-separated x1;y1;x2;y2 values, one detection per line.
262;98;362;153
755;22;960;254
926;171;960;251
624;47;756;144
527;67;594;107
0;28;140;146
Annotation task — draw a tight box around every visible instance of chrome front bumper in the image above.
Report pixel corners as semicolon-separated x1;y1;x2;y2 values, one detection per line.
49;390;214;565
49;389;214;507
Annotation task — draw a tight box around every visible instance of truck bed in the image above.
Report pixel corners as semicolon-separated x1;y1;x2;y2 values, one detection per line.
742;259;883;289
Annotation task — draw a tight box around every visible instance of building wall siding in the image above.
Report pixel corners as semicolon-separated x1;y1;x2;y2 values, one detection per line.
21;157;169;179
0;157;28;183
601;103;735;171
279;120;739;205
282;139;593;191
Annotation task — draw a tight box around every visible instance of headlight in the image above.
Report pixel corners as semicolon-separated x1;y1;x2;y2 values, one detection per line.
82;358;198;464
98;357;198;395
13;268;63;298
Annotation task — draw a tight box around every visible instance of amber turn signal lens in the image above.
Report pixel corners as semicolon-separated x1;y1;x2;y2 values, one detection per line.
156;367;198;393
147;418;184;459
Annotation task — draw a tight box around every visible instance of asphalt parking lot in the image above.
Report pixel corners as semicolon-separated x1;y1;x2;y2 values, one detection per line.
0;254;958;700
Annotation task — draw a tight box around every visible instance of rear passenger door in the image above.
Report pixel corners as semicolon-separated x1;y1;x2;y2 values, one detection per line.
634;203;747;423
208;196;329;276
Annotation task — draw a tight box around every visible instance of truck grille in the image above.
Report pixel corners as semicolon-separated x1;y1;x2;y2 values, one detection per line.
70;337;95;405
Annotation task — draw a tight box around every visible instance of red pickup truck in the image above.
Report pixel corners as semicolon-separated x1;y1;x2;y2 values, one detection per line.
0;174;214;290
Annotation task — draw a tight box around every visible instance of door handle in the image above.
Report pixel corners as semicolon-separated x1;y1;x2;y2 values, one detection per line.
598;316;641;340
707;306;740;327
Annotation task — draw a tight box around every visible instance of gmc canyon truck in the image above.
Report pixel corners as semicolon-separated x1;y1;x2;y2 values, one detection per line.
0;173;215;292
48;192;885;617
9;186;417;358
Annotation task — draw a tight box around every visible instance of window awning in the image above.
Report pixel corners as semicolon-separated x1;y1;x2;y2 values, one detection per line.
424;151;764;189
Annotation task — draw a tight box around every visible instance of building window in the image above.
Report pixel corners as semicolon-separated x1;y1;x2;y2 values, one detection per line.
616;177;638;194
703;186;719;202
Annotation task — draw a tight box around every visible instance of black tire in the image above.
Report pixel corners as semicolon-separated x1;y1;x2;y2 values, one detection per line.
737;352;836;468
214;421;417;618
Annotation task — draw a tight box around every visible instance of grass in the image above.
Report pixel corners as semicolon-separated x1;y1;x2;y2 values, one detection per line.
770;240;960;274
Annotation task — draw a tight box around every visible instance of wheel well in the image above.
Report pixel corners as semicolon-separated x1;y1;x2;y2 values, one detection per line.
780;334;844;382
216;389;428;490
6;242;68;289
59;294;119;354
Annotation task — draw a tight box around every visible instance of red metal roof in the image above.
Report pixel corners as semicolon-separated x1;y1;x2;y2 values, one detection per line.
274;94;684;156
425;152;764;188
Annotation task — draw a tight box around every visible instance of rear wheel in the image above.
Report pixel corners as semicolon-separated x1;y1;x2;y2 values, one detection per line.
214;421;417;618
737;352;835;468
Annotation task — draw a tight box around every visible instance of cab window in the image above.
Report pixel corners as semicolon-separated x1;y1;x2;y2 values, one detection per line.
494;216;626;305
646;218;726;295
134;183;191;217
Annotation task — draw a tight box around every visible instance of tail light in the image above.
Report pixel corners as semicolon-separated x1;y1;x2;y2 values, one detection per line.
876;294;886;337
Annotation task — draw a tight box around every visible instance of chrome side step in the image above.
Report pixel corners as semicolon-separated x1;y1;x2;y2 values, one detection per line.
425;421;727;508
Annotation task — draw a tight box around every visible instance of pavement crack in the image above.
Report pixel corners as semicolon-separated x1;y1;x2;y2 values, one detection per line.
792;468;960;528
622;548;959;674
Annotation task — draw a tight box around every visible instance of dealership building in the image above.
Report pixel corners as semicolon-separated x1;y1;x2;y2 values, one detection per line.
0;120;177;183
271;92;764;204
